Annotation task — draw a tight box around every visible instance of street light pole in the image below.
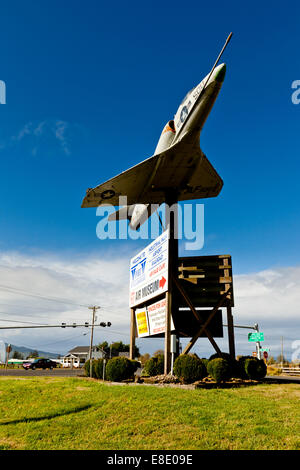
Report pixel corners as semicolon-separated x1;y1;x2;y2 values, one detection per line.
254;323;262;360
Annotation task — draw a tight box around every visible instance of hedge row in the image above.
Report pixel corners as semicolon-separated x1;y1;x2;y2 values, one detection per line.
84;353;267;384
84;357;139;382
172;353;267;384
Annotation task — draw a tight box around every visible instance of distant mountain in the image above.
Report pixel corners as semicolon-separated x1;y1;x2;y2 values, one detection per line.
6;343;61;359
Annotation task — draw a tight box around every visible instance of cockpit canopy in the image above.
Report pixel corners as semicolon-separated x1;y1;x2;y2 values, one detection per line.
180;87;195;105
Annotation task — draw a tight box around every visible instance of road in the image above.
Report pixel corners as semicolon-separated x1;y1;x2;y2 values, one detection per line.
0;368;85;377
265;375;300;384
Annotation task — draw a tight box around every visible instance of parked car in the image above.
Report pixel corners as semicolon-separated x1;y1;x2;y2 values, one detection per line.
22;358;57;370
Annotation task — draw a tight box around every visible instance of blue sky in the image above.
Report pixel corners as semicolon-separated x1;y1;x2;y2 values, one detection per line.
0;1;299;357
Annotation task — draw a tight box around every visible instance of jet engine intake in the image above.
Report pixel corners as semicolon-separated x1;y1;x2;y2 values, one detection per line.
154;120;176;154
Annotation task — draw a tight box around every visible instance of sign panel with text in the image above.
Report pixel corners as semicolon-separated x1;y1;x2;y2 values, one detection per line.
135;298;174;338
135;307;149;338
129;229;169;308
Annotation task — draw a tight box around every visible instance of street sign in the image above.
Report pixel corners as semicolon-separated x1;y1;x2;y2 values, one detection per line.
248;332;264;342
129;229;169;308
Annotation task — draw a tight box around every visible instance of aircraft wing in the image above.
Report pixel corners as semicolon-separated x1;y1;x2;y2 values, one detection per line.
81;138;223;207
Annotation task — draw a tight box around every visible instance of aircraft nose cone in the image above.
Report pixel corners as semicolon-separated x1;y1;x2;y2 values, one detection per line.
214;63;226;83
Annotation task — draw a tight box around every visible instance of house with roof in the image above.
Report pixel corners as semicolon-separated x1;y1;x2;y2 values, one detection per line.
62;346;106;368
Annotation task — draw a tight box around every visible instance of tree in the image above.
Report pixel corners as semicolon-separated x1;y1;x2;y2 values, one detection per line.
97;341;139;358
111;341;127;353
139;353;150;366
131;345;140;358
153;349;164;357
97;341;109;354
27;350;39;359
276;354;289;365
12;350;24;360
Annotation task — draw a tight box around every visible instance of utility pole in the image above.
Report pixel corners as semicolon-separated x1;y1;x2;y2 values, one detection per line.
88;306;100;378
281;336;284;368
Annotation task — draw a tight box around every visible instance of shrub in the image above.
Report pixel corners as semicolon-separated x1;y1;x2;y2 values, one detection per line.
207;358;231;383
236;356;267;380
105;357;136;382
201;358;210;377
173;354;206;383
94;358;107;380
140;367;149;377
209;352;240;378
130;360;140;373
267;366;282;376
84;360;89;376
144;354;164;376
237;356;255;379
84;359;98;378
244;358;267;380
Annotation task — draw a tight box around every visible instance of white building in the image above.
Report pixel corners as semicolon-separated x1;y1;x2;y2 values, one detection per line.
62;346;106;368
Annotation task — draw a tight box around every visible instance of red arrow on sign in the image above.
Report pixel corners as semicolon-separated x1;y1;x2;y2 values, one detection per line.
159;276;166;289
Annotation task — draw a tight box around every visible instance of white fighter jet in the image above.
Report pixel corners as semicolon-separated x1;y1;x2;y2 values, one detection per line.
82;34;232;230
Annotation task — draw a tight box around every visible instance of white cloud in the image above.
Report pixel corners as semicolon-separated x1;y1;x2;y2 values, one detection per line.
4;119;80;156
53;120;71;155
234;266;300;322
0;250;131;354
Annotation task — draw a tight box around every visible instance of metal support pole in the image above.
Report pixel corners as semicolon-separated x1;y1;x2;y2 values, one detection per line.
227;306;235;359
102;358;106;381
129;308;136;360
165;291;172;374
170;334;177;375
164;191;178;375
254;323;261;359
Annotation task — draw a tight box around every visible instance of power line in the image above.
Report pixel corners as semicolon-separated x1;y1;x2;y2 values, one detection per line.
0;301;65;313
0;318;49;325
0;310;53;320
0;283;89;308
42;331;90;348
94;328;129;338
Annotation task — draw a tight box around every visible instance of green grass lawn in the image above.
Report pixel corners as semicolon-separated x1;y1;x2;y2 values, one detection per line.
0;377;299;450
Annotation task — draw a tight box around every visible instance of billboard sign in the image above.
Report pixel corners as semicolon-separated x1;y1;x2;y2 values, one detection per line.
135;298;174;338
129;229;169;308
